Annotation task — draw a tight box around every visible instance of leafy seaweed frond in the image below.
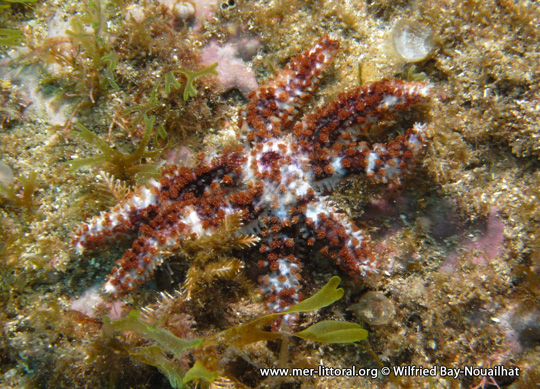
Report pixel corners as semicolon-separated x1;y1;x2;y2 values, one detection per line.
65;0;120;97
130;345;186;389
166;62;218;101
0;0;37;46
18;0;122;107
107;309;203;388
101;51;120;90
164;71;181;94
294;320;369;343
110;310;203;360
183;361;219;386
0;28;23;46
109;276;368;387
0;171;38;211
201;276;349;349
68;115;170;181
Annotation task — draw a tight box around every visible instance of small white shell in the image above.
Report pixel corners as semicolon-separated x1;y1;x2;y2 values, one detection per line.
0;161;14;185
349;291;396;326
173;1;196;21
391;19;435;63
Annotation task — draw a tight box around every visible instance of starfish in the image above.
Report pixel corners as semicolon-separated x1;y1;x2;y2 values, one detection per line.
72;35;430;313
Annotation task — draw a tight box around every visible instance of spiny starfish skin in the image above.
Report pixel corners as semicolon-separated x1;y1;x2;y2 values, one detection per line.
72;35;430;313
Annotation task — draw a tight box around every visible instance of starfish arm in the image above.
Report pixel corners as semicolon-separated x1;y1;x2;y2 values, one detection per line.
256;228;303;329
239;35;340;142
104;203;251;295
258;251;303;314
297;79;430;147
73;149;253;250
293;79;430;181
341;122;428;183
103;212;198;294
72;178;162;252
102;198;263;295
303;197;376;281
104;232;167;295
255;196;376;326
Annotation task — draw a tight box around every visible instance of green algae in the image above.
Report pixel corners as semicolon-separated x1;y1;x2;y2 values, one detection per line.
62;0;121;99
294;320;368;343
165;62;219;101
110;310;204;359
130;346;187;389
101;51;120;91
182;360;220;386
109;276;368;387
0;0;36;46
67;115;168;181
285;274;344;313
0;171;38;212
201;275;349;349
0;27;24;46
